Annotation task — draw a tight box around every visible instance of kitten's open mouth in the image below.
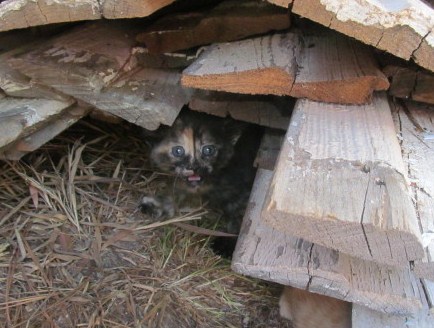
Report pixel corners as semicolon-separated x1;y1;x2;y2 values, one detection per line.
183;170;203;186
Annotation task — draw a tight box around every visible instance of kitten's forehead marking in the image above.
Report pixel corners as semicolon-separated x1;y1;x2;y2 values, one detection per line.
181;127;195;157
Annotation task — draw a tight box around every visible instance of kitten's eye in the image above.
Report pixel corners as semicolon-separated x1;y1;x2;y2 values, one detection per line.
172;146;185;157
202;145;216;157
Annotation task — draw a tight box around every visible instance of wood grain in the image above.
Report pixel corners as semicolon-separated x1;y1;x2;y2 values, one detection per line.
182;33;301;96
262;93;424;267
232;169;428;316
391;100;434;280
137;0;290;53
290;0;434;73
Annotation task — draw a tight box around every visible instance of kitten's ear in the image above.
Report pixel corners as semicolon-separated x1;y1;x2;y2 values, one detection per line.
224;118;246;145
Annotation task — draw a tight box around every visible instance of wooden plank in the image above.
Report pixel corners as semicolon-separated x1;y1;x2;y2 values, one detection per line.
182;33;301;96
267;0;292;7
291;33;389;104
232;169;427;316
262;93;424;267
134;48;198;69
384;66;434;105
0;97;75;150
0;0;175;32
290;0;434;73
182;31;388;104
391;100;434;280
352;305;434;328
254;129;285;170
0;103;90;160
189;90;292;130
0;0;100;32
136;0;290;53
9;22;190;130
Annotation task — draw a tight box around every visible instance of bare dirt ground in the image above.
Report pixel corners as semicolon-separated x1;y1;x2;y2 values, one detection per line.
0;117;292;328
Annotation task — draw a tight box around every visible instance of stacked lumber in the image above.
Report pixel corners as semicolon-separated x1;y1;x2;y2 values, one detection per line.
0;0;175;32
182;31;389;104
268;0;434;73
384;66;434;105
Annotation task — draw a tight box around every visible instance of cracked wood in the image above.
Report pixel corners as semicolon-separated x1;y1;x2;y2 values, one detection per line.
8;22;190;130
0;0;175;32
262;93;424;268
391;100;434;280
232;169;428;316
288;0;434;73
182;31;388;104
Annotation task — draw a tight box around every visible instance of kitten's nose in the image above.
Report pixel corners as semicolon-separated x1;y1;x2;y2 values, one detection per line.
187;160;199;171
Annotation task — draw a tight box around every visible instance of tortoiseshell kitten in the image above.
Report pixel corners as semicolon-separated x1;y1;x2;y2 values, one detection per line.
140;109;262;255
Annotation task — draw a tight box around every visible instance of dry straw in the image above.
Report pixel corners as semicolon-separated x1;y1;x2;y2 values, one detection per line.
0;118;289;327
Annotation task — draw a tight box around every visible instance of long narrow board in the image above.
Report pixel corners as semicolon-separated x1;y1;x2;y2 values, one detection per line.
391;100;434;280
262;93;424;268
137;0;290;53
189;90;292;130
0;103;90;160
0;97;75;150
232;169;427;316
0;0;175;32
182;32;388;104
9;22;190;130
286;0;434;73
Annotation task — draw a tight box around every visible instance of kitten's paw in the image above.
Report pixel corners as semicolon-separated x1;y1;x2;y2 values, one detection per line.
139;195;175;220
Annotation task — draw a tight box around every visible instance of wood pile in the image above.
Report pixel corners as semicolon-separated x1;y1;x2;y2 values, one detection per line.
1;0;434;326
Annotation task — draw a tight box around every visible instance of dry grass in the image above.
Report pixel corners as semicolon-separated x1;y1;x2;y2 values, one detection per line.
0;118;290;328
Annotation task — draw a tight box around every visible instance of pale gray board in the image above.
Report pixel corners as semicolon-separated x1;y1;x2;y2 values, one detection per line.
391;100;434;280
262;93;424;268
0;97;75;150
232;169;429;316
9;22;190;130
0;104;90;160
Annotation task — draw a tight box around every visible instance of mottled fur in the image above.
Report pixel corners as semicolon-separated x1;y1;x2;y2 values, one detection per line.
279;286;352;328
140;110;261;236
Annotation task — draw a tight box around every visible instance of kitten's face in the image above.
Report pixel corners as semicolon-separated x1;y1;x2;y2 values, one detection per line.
148;112;241;193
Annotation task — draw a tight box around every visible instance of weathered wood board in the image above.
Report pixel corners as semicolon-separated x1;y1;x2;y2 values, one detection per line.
137;0;290;53
262;93;424;268
0;0;175;32
232;169;428;316
189;90;292;130
9;22;190;130
254;129;285;170
182;32;301;96
384;66;434;105
391;100;434;280
0;97;75;150
292;33;389;104
182;31;388;104
352;305;434;328
0;103;90;160
287;0;434;73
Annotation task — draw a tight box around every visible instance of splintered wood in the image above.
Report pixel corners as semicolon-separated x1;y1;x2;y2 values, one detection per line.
0;0;175;32
232;169;428;316
0;97;75;151
262;93;424;267
182;32;388;104
189;90;292;130
391;100;434;280
137;0;290;53
289;0;434;73
182;33;300;96
9;22;190;130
